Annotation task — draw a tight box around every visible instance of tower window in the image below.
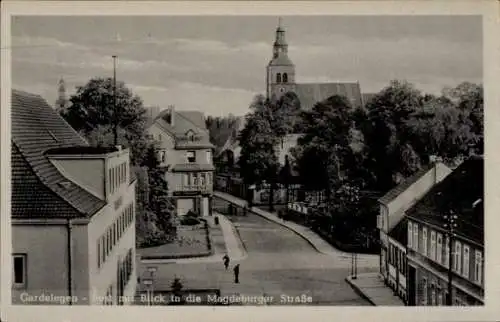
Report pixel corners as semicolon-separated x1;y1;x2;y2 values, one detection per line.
283;73;288;83
276;73;282;83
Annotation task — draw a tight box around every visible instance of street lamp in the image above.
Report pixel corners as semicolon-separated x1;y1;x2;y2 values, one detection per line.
444;211;458;306
142;278;153;306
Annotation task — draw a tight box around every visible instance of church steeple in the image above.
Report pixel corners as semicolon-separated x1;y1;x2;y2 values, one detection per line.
266;18;295;101
55;77;69;113
273;17;288;58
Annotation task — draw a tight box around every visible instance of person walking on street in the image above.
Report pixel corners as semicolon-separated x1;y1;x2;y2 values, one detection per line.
233;264;240;284
223;254;230;270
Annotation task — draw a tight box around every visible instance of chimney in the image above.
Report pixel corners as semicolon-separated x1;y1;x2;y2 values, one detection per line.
429;155;442;164
169;105;175;126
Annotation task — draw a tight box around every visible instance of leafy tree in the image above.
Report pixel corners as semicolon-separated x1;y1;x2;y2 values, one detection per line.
238;95;280;209
61;77;148;165
294;95;354;204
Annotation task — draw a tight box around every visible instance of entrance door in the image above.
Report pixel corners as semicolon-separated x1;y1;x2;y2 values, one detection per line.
407;265;417;306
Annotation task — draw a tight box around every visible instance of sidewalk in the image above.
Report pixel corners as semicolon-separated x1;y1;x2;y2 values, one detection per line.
140;213;247;265
214;191;378;263
345;273;405;306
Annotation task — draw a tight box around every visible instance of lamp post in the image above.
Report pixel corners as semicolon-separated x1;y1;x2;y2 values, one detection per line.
143;266;157;306
112;55;118;146
142;278;153;306
444;211;458;306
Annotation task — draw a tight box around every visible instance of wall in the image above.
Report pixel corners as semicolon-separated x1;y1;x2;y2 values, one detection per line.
87;178;137;305
51;159;105;199
12;224;70;304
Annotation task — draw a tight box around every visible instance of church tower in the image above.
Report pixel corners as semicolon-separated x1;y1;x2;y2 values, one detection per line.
266;18;296;101
55;77;69;113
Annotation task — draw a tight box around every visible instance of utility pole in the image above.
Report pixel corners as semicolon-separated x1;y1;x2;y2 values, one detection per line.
444;210;458;306
112;55;118;146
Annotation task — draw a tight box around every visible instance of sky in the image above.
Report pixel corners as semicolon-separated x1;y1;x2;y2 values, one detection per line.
11;15;482;117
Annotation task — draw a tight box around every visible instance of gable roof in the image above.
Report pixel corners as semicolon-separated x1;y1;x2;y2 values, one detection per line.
378;163;436;205
295;82;363;111
406;156;484;245
11;89;106;219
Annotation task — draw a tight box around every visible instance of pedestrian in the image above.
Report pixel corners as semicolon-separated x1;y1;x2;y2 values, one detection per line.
233;264;240;284
223;254;230;270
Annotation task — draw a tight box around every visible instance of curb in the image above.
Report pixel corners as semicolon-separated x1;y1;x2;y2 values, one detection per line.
345;276;376;306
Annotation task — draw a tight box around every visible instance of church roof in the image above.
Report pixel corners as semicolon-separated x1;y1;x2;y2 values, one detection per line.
295;82;363;110
268;55;294;66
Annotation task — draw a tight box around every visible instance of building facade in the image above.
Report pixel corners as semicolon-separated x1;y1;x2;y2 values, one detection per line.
148;106;215;217
11;90;137;305
405;156;484;306
377;161;452;302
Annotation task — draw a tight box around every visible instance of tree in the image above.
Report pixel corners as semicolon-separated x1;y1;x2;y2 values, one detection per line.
238;95;280;209
294;95;354;204
61;77;148;165
361;80;424;191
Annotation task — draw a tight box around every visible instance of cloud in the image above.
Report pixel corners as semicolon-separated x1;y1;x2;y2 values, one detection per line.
129;82;255;117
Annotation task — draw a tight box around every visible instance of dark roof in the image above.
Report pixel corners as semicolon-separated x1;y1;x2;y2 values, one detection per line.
45;146;119;155
172;164;215;172
295;82;363;110
11;89;106;219
378;163;435;205
406;156;484;245
268;55;294;66
389;217;408;246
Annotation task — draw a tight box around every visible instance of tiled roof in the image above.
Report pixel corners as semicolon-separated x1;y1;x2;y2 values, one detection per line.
295;82;363;110
406;156;484;245
388;217;407;246
378;163;435;205
11;89;106;219
172;164;215;172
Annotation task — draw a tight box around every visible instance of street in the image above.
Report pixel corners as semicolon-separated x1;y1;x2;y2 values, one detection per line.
139;210;374;305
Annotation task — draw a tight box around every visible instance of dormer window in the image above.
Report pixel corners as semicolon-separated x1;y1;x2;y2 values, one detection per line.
186;130;195;141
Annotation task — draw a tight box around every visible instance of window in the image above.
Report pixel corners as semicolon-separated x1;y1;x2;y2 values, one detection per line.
430;284;436;306
108;169;112;192
276;73;282;83
206;150;212;163
463;245;470;278
421;278;427;305
13;254;27;286
283;73;288;83
408;222;413;249
474;250;483;284
187;151;196;163
444;236;450;267
454;241;462;273
430;231;436;260
413;223;419;252
97;241;101;268
422;228;428;255
436;233;443;264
